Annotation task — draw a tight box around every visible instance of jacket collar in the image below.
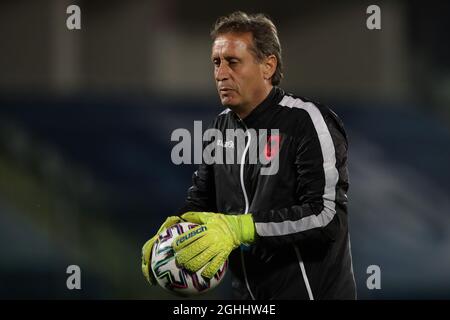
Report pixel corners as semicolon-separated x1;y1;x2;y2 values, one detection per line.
235;86;284;127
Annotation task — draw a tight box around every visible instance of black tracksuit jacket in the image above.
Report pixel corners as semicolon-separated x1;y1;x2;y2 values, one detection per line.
178;86;357;300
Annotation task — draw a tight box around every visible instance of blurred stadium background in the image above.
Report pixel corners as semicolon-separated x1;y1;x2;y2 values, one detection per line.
1;0;450;299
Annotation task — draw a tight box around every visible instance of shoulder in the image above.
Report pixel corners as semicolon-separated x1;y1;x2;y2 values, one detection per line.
276;92;330;119
276;91;347;140
274;92;328;133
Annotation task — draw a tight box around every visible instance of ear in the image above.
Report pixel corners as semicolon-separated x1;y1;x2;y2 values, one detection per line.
262;55;277;81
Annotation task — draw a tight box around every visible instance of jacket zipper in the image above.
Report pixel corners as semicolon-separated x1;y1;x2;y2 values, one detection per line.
238;121;256;300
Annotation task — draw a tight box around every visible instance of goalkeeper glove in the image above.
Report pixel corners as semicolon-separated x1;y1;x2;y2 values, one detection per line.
141;215;183;285
172;211;256;279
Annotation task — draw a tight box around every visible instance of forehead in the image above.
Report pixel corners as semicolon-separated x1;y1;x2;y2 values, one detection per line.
211;32;254;56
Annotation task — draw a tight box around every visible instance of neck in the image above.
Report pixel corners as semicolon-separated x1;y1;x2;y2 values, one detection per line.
233;85;273;119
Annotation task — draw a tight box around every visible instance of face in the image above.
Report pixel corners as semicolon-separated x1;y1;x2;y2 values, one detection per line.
211;32;272;111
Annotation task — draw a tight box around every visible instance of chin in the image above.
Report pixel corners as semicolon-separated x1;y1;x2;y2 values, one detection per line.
221;97;239;108
220;99;231;107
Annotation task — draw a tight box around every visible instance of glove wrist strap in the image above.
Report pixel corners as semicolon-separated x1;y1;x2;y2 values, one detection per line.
240;213;256;244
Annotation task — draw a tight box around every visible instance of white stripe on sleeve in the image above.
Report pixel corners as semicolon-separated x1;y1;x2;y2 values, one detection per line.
255;95;339;236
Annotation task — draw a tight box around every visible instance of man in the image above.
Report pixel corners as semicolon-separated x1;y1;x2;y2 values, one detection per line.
142;11;356;300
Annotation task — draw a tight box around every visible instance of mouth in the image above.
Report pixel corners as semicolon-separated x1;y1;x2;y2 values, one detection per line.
219;88;235;96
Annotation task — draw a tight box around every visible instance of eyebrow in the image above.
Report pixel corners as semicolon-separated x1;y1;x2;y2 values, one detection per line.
211;55;240;61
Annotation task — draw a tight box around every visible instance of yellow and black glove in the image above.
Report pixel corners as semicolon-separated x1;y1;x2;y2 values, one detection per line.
172;211;256;279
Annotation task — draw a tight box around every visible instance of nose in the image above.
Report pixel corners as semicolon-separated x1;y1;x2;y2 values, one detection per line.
215;62;229;82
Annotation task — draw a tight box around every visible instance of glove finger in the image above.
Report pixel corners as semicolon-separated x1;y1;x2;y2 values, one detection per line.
201;250;229;279
183;244;220;273
141;216;182;285
141;235;159;284
158;216;183;234
172;224;208;251
142;236;156;262
180;211;215;224
143;216;180;262
175;235;210;266
145;215;183;263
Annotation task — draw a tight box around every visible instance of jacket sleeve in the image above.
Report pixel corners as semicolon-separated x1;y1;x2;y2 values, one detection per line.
252;107;348;248
177;162;217;214
176;120;218;215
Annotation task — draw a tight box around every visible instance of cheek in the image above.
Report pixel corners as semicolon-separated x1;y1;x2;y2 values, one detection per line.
236;69;255;89
230;65;262;97
241;69;263;91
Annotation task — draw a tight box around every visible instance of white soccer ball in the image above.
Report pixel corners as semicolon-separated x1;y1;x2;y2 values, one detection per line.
151;222;228;296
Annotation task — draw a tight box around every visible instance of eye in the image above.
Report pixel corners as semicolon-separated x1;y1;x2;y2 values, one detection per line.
212;58;220;67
